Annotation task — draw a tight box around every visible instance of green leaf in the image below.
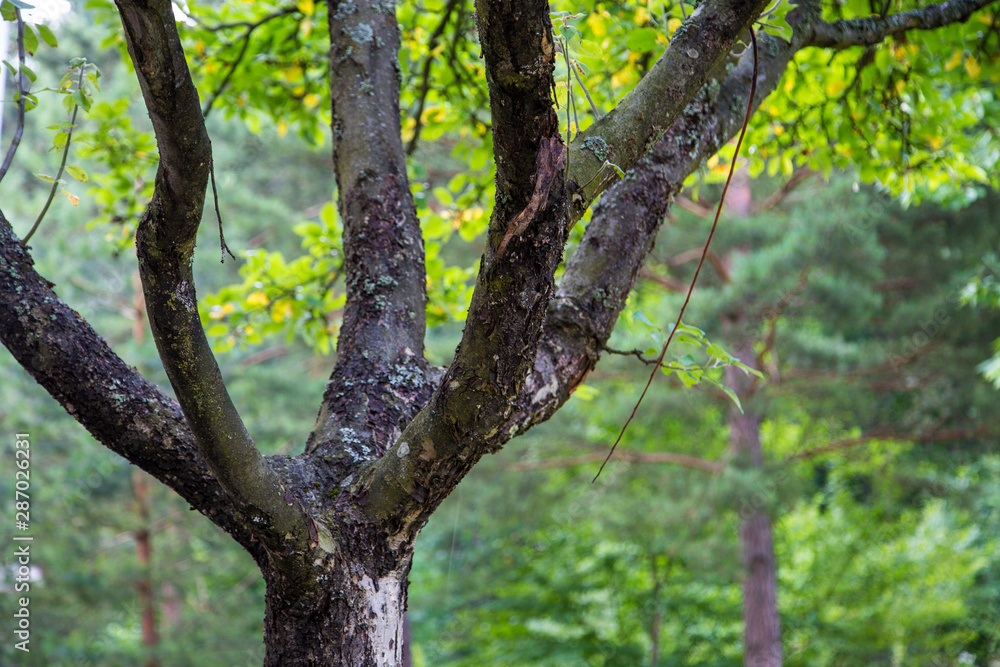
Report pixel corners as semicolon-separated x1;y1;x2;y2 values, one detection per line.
674;354;696;367
432;186;453;207
22;24;38;55
7;0;35;8
36;23;57;47
33;173;57;183
625;27;659;54
577;39;604;58
72;89;92;112
0;3;16;21
633;310;659;330
19;63;36;83
706;343;727;358
717;383;744;413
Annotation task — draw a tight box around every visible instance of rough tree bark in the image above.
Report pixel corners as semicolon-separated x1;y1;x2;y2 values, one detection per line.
0;0;994;663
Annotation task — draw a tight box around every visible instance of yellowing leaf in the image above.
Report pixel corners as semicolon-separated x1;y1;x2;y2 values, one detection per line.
964;56;981;78
667;18;682;35
277;120;288;137
945;50;963;71
66;165;88;182
303;93;320;108
61;188;79;206
585;13;607;37
826;79;846;96
611;68;636;89
634;6;649;24
894;79;906;94
246;291;270;307
271;300;294;322
297;0;314;15
210;303;235;320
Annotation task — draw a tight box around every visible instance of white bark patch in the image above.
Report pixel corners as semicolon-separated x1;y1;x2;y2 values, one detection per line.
360;571;406;666
532;374;560;404
177;280;196;312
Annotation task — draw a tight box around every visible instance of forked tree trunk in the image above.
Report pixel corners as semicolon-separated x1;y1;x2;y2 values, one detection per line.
261;549;412;666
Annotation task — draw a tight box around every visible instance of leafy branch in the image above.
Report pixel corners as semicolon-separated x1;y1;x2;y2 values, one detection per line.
22;60;95;245
405;0;461;155
199;6;300;118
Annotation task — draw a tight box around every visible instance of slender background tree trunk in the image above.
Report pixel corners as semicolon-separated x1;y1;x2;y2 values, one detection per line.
727;337;782;667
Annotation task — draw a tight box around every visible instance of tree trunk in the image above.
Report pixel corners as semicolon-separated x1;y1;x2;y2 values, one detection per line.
737;492;782;667
133;470;160;667
727;371;782;667
261;550;412;666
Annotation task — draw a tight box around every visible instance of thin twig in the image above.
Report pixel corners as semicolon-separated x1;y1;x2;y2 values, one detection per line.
405;0;461;155
201;8;298;118
562;37;572;145
210;159;236;262
602;343;723;372
572;61;602;119
594;28;760;483
0;12;27;184
22;66;86;245
510;450;722;473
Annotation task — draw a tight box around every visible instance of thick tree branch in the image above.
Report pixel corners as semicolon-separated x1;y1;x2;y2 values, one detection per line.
516;21;807;433
347;0;566;529
307;0;430;457
114;0;310;559
807;0;997;49
475;0;560;220
566;0;773;219
0;214;261;560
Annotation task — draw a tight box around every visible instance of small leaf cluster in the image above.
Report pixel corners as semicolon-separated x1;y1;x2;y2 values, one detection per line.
74;99;157;249
624;312;763;412
200;202;346;354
